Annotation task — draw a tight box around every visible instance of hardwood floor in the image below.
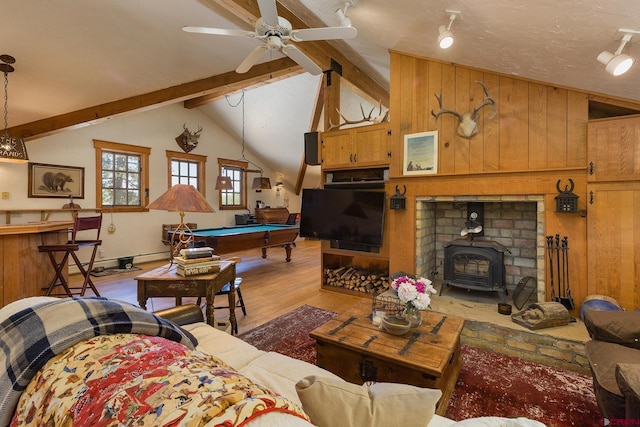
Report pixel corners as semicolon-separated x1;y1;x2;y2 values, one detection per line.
76;238;363;334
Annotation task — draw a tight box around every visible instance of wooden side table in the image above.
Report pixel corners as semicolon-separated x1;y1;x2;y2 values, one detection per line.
135;261;237;333
309;299;464;415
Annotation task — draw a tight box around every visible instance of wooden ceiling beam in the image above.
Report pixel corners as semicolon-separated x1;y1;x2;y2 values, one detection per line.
9;57;301;140
206;0;389;106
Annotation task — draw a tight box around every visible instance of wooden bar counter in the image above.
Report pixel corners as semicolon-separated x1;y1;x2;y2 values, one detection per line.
0;221;72;307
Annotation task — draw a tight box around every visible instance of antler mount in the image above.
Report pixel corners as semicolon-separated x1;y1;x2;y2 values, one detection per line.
431;81;497;138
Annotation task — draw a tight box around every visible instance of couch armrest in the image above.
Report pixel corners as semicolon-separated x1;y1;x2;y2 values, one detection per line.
583;310;640;349
616;363;640;419
154;304;204;326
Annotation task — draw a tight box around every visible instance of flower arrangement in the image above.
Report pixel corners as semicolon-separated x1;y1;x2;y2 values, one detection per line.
390;274;437;311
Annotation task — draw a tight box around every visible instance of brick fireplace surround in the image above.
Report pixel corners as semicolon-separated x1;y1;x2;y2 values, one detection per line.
414;196;592;374
415;195;546;303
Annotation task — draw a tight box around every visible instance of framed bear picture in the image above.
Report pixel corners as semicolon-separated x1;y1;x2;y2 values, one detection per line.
28;162;85;199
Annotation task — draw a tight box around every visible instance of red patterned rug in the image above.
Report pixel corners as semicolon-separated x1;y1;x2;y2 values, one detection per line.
238;305;601;427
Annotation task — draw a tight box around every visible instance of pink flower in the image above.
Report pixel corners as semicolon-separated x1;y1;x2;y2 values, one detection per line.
391;275;436;311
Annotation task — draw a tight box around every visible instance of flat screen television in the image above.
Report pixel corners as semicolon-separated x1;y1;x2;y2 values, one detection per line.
300;188;386;249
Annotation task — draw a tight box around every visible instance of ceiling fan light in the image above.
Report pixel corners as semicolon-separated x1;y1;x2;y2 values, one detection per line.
438;25;454;49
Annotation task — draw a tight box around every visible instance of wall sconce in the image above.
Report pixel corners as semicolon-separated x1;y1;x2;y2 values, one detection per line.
597;30;637;76
275;181;284;196
215;176;233;190
438;10;461;49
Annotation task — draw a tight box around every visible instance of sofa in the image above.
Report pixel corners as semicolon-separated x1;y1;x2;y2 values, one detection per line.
0;297;546;427
584;309;640;420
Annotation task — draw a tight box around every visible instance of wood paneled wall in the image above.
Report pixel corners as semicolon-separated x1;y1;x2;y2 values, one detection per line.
386;51;595;314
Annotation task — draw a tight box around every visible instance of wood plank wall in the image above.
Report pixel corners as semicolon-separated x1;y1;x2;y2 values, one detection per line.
386;51;594;314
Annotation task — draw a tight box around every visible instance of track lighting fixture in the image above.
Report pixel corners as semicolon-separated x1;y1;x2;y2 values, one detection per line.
438;10;460;49
597;30;637;76
335;1;356;27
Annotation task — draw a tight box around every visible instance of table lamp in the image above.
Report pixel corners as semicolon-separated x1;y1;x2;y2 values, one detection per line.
147;184;214;258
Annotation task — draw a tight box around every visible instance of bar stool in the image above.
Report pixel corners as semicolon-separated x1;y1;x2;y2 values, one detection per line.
38;214;103;297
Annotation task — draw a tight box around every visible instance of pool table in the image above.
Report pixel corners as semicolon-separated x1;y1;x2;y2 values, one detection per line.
171;224;299;262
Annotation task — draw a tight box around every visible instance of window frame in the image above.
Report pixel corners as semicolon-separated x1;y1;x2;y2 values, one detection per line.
166;150;207;196
94;139;150;212
217;158;248;211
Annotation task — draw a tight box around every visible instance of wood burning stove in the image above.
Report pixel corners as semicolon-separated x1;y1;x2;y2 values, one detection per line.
442;239;508;302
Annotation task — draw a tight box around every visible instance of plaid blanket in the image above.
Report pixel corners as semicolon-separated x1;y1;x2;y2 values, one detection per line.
0;297;198;427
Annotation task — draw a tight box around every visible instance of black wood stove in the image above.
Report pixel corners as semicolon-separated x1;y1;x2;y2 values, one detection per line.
442;239;508;302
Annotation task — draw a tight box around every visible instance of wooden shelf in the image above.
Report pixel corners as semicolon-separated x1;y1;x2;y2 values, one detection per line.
1;208;101;224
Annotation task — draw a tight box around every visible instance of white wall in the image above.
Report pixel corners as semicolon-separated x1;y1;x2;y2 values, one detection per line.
0;103;302;269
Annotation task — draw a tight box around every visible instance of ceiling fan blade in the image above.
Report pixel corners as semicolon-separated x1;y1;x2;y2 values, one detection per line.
290;26;357;42
281;45;322;75
257;0;279;27
236;45;268;73
183;26;255;38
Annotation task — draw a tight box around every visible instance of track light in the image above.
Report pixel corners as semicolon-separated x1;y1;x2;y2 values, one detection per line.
597;32;636;76
335;1;356;27
438;11;460;49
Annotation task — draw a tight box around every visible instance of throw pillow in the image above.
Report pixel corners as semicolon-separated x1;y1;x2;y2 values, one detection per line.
583;310;640;349
295;375;441;427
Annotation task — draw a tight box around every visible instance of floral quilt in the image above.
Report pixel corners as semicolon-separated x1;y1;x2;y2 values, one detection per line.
10;333;309;427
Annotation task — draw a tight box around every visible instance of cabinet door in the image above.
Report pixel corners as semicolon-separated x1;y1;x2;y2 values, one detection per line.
586;182;640;310
353;124;390;167
322;129;353;169
588;116;640;182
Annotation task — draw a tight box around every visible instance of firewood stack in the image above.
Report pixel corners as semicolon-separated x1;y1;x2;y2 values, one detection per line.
324;266;389;294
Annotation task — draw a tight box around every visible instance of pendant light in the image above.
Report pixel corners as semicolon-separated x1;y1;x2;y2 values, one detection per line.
0;55;28;163
225;90;271;191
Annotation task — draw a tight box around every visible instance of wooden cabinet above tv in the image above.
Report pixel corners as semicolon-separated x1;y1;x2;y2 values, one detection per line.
321;123;391;170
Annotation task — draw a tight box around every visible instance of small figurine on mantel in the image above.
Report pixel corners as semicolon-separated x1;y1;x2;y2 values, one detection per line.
62;195;81;209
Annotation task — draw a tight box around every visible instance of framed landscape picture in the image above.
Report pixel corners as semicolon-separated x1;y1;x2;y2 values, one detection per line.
403;131;438;175
28;162;85;198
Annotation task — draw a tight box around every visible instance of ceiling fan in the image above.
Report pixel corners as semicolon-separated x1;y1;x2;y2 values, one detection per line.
183;0;357;75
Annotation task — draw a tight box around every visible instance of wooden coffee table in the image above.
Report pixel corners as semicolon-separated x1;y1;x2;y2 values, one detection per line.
309;299;464;415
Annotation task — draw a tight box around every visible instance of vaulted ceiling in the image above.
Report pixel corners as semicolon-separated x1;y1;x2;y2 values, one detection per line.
4;0;640;188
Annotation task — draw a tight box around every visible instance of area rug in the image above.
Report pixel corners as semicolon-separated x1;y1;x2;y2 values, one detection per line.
237;305;601;427
237;305;336;364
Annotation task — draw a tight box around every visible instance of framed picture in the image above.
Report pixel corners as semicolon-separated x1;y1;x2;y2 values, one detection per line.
28;162;85;199
403;131;438;175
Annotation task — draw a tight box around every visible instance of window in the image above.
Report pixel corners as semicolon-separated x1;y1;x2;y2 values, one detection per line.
94;140;150;212
218;158;247;210
166;150;207;195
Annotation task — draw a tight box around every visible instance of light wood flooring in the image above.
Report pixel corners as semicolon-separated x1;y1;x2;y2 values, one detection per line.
74;239;363;334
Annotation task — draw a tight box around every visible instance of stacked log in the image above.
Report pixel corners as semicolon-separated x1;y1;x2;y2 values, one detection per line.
324;266;389;295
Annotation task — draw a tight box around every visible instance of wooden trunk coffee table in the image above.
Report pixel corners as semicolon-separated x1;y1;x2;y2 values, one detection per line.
309;299;464;415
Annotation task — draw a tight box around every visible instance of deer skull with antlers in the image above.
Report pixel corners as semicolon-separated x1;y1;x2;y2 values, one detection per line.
431;81;497;138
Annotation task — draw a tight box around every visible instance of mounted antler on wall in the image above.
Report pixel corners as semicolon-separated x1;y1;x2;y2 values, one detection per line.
175;123;203;153
327;102;389;131
431;81;497;138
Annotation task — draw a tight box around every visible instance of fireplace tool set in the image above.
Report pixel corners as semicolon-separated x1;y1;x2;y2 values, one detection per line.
546;234;575;311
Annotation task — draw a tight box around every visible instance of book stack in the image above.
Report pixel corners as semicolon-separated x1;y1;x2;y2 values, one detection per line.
175;247;221;277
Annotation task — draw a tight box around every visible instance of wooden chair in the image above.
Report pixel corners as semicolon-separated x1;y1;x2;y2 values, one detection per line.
38;214;103;297
196;256;246;334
